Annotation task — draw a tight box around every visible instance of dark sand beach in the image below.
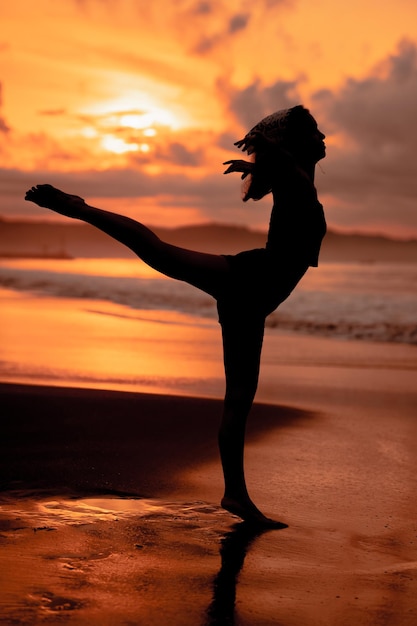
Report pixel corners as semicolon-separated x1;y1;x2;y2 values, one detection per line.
1;375;417;626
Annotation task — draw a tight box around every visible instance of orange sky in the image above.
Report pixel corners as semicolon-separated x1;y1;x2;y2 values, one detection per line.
1;0;417;238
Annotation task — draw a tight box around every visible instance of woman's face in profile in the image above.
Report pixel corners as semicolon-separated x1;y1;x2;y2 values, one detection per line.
287;113;326;164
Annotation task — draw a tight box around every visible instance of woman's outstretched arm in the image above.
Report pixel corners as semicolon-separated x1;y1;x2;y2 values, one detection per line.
25;184;229;296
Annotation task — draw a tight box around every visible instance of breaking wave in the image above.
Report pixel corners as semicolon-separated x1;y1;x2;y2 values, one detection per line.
1;260;416;345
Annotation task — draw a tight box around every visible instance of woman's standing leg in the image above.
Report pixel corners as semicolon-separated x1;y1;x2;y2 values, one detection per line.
218;314;286;527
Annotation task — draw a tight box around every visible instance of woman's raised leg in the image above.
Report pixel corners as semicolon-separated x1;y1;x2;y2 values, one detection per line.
25;184;286;527
25;184;229;297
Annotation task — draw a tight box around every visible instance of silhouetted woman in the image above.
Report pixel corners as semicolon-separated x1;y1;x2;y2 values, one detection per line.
25;105;326;527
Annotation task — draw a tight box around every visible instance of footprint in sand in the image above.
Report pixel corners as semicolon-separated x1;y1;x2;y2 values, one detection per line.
28;591;84;614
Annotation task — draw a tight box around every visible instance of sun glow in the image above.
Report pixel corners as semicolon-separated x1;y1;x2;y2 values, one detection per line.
101;135;139;154
80;95;186;130
80;98;186;155
81;127;99;139
119;108;176;130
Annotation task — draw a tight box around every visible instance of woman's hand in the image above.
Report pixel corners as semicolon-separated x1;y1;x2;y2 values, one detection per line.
223;159;254;179
25;184;87;218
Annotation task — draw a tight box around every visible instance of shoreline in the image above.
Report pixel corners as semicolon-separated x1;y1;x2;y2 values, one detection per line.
1;381;314;499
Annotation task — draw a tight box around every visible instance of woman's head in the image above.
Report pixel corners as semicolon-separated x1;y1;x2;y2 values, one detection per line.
281;105;326;165
233;105;326;201
241;105;325;164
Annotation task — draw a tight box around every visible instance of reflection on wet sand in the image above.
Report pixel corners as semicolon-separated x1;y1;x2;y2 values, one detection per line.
207;522;284;626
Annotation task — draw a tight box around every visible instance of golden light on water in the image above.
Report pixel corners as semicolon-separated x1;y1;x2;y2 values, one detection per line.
0;288;224;396
0;258;164;279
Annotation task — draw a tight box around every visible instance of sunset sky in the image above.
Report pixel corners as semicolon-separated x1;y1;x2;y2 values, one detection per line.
1;0;417;238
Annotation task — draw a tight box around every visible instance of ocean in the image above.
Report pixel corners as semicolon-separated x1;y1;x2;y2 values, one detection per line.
0;257;416;345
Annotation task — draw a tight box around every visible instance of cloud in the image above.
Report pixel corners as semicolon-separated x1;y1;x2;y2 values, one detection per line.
2;36;417;238
76;167;221;206
39;109;67;117
219;77;301;131
153;142;203;167
0;163;246;226
191;12;250;53
189;0;294;55
191;1;213;16
228;13;250;34
315;40;417;145
0;117;9;133
0;83;10;134
313;39;417;236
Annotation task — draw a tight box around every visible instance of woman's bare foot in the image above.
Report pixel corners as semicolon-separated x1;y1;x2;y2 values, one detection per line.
221;496;288;529
25;184;86;218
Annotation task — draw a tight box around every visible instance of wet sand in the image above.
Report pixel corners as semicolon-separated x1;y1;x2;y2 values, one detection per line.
1;289;417;624
1;376;417;625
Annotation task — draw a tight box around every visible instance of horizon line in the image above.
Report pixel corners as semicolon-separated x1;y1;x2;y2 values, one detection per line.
1;214;416;244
